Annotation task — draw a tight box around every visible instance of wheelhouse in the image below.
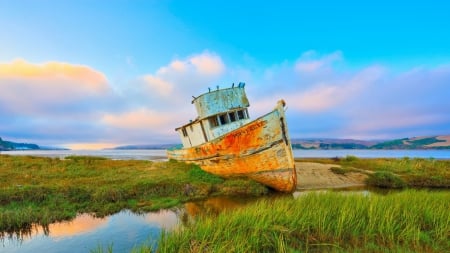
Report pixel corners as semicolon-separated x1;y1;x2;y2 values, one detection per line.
175;83;251;148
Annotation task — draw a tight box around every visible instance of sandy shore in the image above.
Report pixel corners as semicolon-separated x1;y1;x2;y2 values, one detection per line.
295;162;369;190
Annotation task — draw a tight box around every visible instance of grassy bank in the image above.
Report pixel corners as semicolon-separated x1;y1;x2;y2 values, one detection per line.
297;156;450;188
0;155;268;235
147;190;449;252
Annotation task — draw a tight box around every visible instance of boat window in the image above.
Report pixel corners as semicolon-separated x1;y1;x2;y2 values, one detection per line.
209;116;219;127
237;110;245;120
209;109;248;128
229;111;237;122
219;113;228;125
182;127;188;137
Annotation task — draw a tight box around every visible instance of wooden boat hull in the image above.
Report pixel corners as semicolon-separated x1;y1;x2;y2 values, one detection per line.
167;100;297;192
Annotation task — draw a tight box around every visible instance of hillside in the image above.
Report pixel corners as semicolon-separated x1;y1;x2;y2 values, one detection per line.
3;135;449;151
291;138;381;150
0;137;40;151
291;135;450;150
371;135;450;149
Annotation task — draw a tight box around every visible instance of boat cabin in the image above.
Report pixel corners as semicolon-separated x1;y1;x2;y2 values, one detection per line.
175;83;251;148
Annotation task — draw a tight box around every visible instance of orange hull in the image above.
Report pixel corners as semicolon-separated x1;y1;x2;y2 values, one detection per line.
167;101;297;192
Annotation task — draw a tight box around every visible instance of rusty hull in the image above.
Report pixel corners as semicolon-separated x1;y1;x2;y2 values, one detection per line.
167;100;297;192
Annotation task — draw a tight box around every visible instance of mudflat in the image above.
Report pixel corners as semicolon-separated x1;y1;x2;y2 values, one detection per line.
296;162;368;190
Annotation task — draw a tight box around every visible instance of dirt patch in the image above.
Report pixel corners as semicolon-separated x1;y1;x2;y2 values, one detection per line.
296;162;369;190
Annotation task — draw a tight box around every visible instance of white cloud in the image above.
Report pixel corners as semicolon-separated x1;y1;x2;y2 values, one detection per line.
190;52;225;75
289;66;383;112
295;50;342;73
154;52;225;77
2;52;450;148
243;52;450;140
89;51;227;145
139;51;226;108
142;75;174;97
350;111;445;133
0;59;111;115
101;108;175;131
156;51;224;77
168;60;187;72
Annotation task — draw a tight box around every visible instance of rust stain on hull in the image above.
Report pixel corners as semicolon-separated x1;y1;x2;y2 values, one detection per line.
167;101;297;192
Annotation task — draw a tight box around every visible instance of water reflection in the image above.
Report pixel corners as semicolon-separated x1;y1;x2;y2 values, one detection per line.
2;192;388;252
45;214;108;239
178;196;260;226
1;197;256;253
185;196;255;216
1;214;108;245
1;210;178;253
144;209;178;231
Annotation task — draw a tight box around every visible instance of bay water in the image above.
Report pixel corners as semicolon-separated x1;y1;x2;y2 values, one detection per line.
3;149;450;160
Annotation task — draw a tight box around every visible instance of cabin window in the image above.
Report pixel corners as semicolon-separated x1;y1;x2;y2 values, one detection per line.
182;128;188;137
229;111;237;122
209;109;248;128
219;113;228;125
237;110;246;120
209;116;219;127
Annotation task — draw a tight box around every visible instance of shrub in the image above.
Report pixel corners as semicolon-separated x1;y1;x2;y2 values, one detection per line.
330;166;348;175
366;171;406;188
344;155;358;162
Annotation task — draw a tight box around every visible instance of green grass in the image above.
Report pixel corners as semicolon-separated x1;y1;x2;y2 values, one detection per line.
296;156;450;188
329;166;360;175
0;155;268;235
144;190;449;252
366;171;407;188
3;154;450;252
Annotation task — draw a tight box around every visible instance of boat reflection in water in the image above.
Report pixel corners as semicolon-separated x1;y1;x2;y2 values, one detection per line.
1;196;259;253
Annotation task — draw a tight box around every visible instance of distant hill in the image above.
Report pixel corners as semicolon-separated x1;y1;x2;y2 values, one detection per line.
291;135;450;150
4;135;449;151
371;135;450;149
109;135;450;150
291;138;382;150
0;137;40;151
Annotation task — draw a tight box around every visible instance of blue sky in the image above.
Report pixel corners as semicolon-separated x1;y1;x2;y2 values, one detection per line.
1;0;450;149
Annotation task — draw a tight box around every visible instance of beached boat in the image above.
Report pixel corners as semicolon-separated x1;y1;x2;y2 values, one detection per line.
167;83;297;192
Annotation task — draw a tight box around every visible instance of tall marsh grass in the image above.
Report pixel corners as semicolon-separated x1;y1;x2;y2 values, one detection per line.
0;155;267;235
153;190;449;252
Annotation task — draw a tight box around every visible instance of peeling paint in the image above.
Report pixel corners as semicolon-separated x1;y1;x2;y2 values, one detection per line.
193;87;249;119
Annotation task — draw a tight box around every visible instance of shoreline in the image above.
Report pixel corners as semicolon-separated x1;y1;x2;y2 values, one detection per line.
2;149;450;160
295;162;369;190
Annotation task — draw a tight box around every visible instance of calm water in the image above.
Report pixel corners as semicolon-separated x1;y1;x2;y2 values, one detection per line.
3;149;450;159
1;149;168;160
1;196;259;253
292;149;450;159
1;210;177;253
1;190;404;252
